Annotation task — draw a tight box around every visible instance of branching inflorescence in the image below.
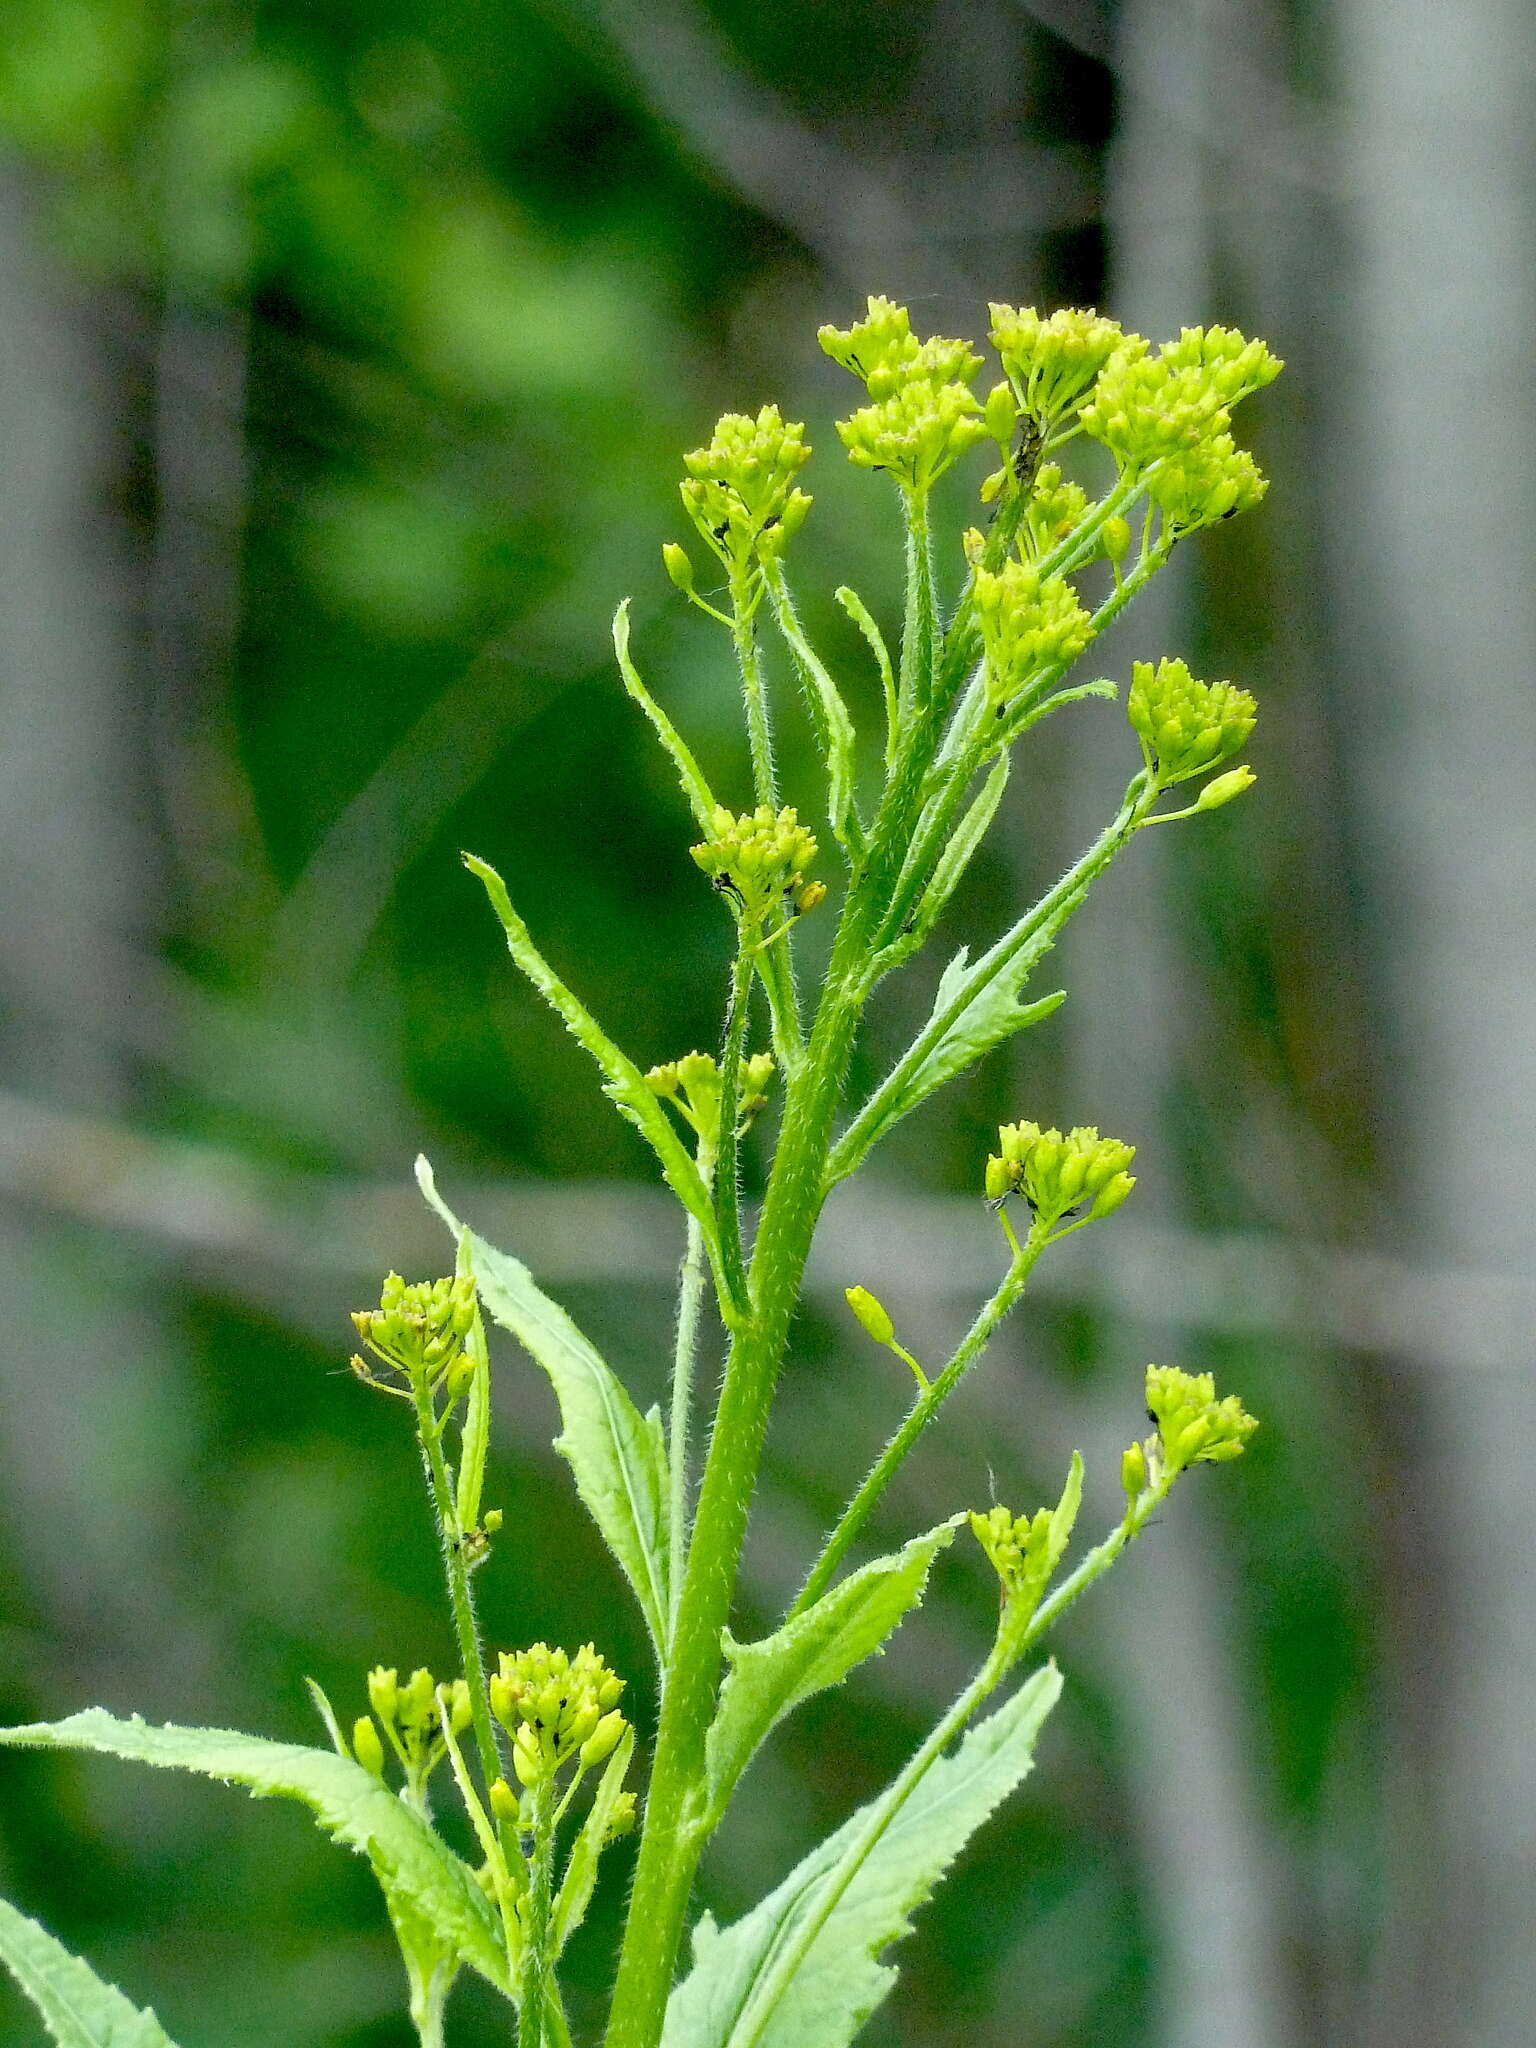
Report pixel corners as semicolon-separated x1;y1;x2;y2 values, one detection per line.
0;296;1279;2048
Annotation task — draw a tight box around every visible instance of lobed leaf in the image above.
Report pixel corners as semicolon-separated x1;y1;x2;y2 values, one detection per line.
419;1159;672;1658
702;1519;963;1831
0;1713;509;1995
0;1895;182;2047
663;1664;1062;2048
830;951;1064;1183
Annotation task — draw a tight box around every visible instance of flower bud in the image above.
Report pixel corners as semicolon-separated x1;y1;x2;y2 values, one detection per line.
1121;1440;1147;1506
662;541;695;594
483;1507;503;1534
1101;515;1132;564
352;1715;385;1778
580;1709;626;1769
1194;764;1256;812
367;1666;399;1725
983;381;1018;447
489;1777;520;1825
845;1285;895;1347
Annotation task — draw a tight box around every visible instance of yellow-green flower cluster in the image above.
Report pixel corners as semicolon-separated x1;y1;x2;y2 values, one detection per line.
679;405;812;577
1080;324;1280;533
985;1120;1136;1230
974;559;1094;705
1021;463;1089;556
1127;658;1256;785
690;804;820;924
988;303;1133;424
820;296;988;491
1145;1365;1259;1476
645;1048;775;1152
351;1272;477;1394
489;1643;626;1790
352;1664;471;1792
969;1503;1062;1613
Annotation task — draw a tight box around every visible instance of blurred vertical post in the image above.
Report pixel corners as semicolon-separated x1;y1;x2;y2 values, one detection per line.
0;170;193;1700
1059;3;1292;2044
1331;2;1536;2041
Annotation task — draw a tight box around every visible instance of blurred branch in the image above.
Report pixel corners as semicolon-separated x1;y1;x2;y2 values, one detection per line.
2;1088;1532;1370
557;0;978;295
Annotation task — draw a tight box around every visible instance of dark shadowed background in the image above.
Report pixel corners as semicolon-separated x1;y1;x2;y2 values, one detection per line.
1;2;1533;2045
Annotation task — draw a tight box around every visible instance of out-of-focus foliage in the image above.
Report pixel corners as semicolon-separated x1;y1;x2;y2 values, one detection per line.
0;2;1442;2046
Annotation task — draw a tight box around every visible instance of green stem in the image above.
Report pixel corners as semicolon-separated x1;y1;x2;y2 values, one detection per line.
897;488;936;724
667;1193;709;1648
412;1380;503;1799
604;960;870;2048
713;943;754;1312
791;1234;1045;1617
519;1777;558;2048
732;570;777;807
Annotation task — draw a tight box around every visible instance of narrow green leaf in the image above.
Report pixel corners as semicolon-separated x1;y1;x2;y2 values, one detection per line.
766;567;860;849
419;1160;672;1658
662;1665;1062;2048
909;753;1009;940
612;600;718;833
462;853;720;1256
702;1519;962;1830
453;1228;492;1533
0;1712;509;1996
0;1895;181;2047
834;587;893;720
551;1725;635;1957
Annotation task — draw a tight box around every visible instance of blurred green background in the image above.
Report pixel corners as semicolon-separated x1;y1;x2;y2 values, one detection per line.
2;2;1534;2045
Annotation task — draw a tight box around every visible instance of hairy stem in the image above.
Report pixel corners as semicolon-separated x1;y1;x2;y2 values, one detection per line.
667;1201;709;1651
604;960;869;2048
731;570;777;807
519;1777;558;2048
791;1232;1045;1616
412;1381;502;1797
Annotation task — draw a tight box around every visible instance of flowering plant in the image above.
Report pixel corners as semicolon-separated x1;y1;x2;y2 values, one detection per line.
0;296;1275;2048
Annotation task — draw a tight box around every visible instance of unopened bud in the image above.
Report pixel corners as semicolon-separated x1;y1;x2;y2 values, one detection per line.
662;542;695;595
794;879;827;915
489;1777;520;1825
1101;515;1132;564
367;1667;399;1725
1089;1171;1136;1220
1194;764;1255;812
352;1715;385;1778
984;382;1018;446
845;1285;895;1347
483;1508;503;1534
580;1709;626;1769
1121;1440;1147;1506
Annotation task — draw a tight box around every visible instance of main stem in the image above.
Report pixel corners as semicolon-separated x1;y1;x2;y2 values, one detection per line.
604;963;867;2048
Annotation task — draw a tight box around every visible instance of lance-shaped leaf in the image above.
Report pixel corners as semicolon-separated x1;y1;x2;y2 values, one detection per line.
663;1663;1062;2048
0;1894;183;2047
0;1713;509;1995
701;1519;962;1831
552;1725;635;1957
765;566;861;851
419;1160;671;1658
462;854;728;1299
612;601;718;833
906;753;1009;944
